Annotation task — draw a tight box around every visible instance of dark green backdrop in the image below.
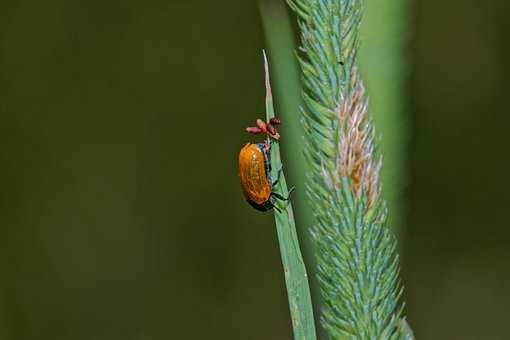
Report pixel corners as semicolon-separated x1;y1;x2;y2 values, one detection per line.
1;0;509;339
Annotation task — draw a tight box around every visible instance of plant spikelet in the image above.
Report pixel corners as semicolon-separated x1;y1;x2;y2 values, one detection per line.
286;0;413;338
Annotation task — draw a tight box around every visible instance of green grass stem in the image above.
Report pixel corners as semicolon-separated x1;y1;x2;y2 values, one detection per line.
263;51;317;340
360;0;410;235
259;0;315;245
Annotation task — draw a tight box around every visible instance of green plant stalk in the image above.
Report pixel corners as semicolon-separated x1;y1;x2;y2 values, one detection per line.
259;3;322;330
263;51;317;340
359;0;409;235
259;0;315;246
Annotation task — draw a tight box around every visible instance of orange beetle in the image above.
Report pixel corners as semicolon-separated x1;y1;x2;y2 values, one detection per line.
238;141;291;212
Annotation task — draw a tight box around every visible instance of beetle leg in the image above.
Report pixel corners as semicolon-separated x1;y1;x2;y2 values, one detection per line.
271;192;286;200
269;196;283;213
271;186;295;201
271;187;295;212
288;186;295;196
272;167;284;187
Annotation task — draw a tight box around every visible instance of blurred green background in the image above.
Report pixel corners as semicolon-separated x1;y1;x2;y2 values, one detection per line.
1;0;509;339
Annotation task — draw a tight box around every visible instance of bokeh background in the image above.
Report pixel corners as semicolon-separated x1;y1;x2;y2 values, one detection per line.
1;0;509;339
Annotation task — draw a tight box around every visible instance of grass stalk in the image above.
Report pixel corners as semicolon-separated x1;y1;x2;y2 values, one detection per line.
259;0;315;246
263;51;317;340
259;2;322;331
359;0;410;235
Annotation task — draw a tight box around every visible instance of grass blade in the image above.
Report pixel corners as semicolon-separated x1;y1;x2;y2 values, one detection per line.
263;51;317;340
